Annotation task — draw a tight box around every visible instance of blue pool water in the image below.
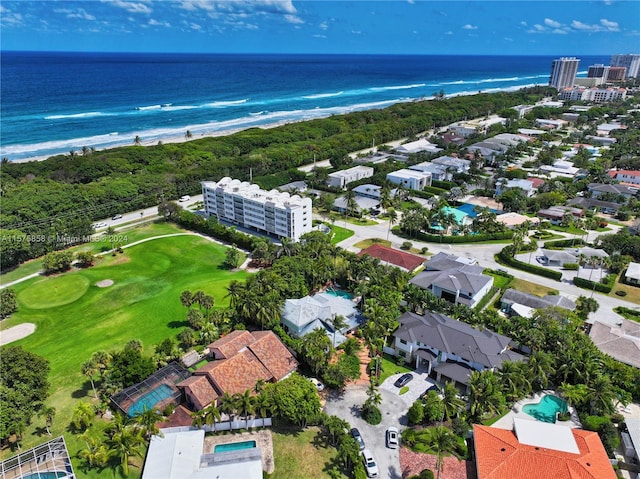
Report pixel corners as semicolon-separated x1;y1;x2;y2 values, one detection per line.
523;395;568;423
456;203;500;218
325;289;354;300
214;440;257;453
21;472;68;479
127;384;174;417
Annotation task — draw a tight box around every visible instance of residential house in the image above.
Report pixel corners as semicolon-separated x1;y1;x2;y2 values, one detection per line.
538;249;580;267
281;292;361;346
386;168;432;190
608;169;640;186
431;156;471;174
333;195;379;214
495;212;540;229
142;429;263;479
495;179;536;198
0;437;76;479
568;197;621;215
358;244;424;273
597;122;627;136
589;319;640;369
430;207;473;235
409;252;493;308
393;311;524;391
441;132;466;146
179;331;297;410
395;138;442;155
352;184;399;200
588;183;637;202
408;161;451;181
500;288;576;318
537;205;584;224
327;166;374;189
535;118;568;129
625;262;640;286
539;160;581;179
448;116;506;138
474;419;616;479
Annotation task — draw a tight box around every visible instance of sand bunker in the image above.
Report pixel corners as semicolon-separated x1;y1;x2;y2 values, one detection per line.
96;279;114;288
0;323;36;346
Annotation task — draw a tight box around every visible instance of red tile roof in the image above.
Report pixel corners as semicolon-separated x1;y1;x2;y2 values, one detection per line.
177;375;218;410
205;350;272;396
249;331;298;380
359;244;424;272
473;425;616;479
527;177;545;189
208;330;254;359
400;447;471;479
610;169;640;177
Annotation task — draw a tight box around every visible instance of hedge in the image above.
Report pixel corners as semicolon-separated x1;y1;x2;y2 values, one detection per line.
543;238;587;249
573;274;616;294
422;185;448;195
497;247;562;281
410;190;435;200
396;227;513;243
175;210;257;251
431;180;455;190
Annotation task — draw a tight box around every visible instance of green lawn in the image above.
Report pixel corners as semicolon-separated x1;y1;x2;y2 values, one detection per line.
375;354;413;385
353;238;392;249
510;278;559;297
484;271;513;291
269;426;347;479
0;234;247;475
328;224;355;245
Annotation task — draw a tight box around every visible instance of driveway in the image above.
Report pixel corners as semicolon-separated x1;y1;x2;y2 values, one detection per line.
324;371;435;479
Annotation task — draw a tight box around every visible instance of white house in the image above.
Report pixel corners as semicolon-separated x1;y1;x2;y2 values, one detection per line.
624;262;640;286
327;166;374;189
539;160;580;179
431;156;471;174
608;169;640;185
395;138;442;155
409;161;451;181
202;177;312;241
495;178;536;197
386;168;432;190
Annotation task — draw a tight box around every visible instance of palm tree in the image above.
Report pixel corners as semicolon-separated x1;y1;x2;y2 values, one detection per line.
498;361;531;402
91;350;111;379
588;375;616;416
441;382;464;421
72;401;95;431
78;435;109;468
469;370;505;421
190;410;205;428
225;280;244;310
38;406;56;436
219;392;238;422
527;351;554;390
424;426;460;479
203;403;221;430
108;427;144;477
132;407;163;440
386;208;398;242
558;382;588;411
81;360;99;399
236;390;255;429
329;314;348;348
180;290;194;308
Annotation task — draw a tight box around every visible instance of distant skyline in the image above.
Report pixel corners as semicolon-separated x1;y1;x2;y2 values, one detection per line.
1;1;639;55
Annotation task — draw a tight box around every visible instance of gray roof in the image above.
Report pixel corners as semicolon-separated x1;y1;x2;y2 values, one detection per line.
625;262;640;281
278;181;308;192
333;196;379;212
471;141;510;153
410;266;491;297
589;319;640;368
501;288;576;311
432;156;471;169
570;247;609;258
433;361;475;385
540;249;579;263
567;197;621;212
465;146;499;157
409;162;448;175
394;311;525;369
424;252;479;272
588;183;638;196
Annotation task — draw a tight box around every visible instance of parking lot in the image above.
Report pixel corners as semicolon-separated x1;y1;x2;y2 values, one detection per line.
323;371;435;479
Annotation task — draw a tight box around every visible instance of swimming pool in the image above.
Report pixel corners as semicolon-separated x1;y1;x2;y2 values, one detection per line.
456;203;499;218
214;440;257;453
21;472;68;479
523;394;568;423
127;383;174;417
325;289;353;300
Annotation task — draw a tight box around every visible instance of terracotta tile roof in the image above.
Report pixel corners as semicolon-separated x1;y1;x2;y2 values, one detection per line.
358;244;425;272
157;405;194;428
177;375;218;410
610;169;640;177
527;177;545;189
400;447;471;479
473;424;616;479
205;350;273;396
249;331;298;380
207;330;255;359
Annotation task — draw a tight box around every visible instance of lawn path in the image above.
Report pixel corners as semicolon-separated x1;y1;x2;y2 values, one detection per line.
0;232;252;290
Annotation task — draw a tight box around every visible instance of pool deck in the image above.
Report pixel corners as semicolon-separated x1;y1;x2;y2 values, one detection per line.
203;429;274;474
492;390;582;430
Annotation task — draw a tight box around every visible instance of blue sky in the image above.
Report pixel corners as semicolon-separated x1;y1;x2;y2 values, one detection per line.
1;1;638;55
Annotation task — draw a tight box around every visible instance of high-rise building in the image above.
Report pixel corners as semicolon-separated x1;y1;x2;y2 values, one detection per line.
610;54;640;78
201;177;312;241
549;57;580;89
606;66;627;82
587;64;610;79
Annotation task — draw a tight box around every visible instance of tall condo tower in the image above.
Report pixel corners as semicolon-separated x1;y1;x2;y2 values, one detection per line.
610;54;640;78
549;57;580;89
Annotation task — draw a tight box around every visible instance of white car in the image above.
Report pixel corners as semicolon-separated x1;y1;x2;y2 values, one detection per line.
308;377;325;392
179;195;191;202
361;449;379;478
386;427;399;449
92;222;107;229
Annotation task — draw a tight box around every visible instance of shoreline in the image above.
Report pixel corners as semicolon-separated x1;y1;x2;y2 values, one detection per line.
7;82;544;164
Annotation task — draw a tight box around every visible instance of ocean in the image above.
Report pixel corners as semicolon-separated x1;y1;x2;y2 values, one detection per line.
0;52;608;162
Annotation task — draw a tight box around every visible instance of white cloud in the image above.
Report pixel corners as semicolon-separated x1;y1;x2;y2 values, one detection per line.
63;8;96;21
313;34;326;38
600;18;620;31
104;1;152;14
533;24;545;31
462;24;477;30
284;14;304;24
444;31;453;35
520;21;527;27
149;18;170;27
544;18;561;28
319;21;328;30
351;30;361;35
571;18;619;32
552;28;568;35
0;10;23;26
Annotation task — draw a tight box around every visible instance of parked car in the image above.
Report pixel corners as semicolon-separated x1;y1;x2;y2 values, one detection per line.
308;377;325;392
351;428;365;450
361;449;379;478
92;222;107;229
111;214;123;220
179;195;191;202
386;427;399;449
394;373;413;388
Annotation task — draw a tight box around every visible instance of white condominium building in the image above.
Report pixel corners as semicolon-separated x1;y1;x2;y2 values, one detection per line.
610;54;640;78
559;87;627;103
327;165;374;189
549;57;580;89
202;177;312;241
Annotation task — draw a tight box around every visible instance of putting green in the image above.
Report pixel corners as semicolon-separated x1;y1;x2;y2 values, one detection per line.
18;274;90;309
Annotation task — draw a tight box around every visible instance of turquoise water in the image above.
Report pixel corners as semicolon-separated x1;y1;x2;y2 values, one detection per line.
326;289;353;300
456;203;500;218
523;395;568;423
127;384;174;417
214;440;257;453
21;472;68;479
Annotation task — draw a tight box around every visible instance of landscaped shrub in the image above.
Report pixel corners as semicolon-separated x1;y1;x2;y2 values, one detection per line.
401;241;413;250
408;400;424;425
497;247;562;281
362;404;382;425
557;411;571;421
573;274;616;294
582;415;611;432
396;227;513;244
420;246;429;254
431;180;455;190
615;290;627;297
611;413;625;424
543;238;586;249
562;263;579;270
42;250;74;274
